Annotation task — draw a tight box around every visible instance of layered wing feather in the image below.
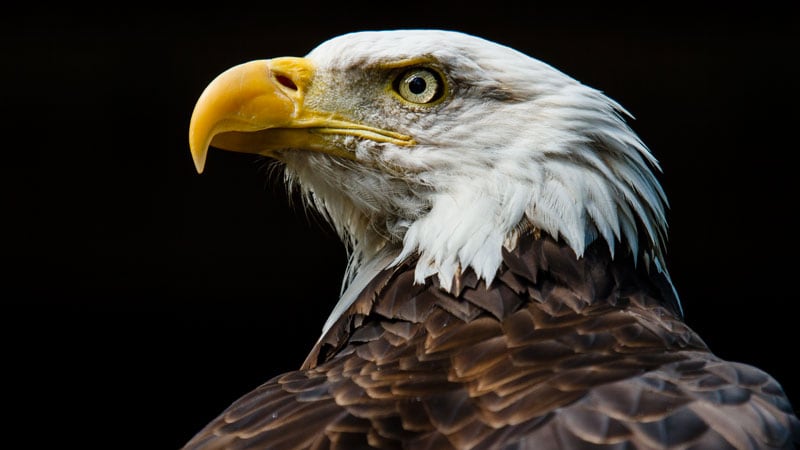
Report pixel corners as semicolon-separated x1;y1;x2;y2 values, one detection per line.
182;234;799;449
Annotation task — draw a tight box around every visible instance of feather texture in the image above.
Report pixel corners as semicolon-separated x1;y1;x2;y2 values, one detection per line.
279;30;673;304
182;234;799;449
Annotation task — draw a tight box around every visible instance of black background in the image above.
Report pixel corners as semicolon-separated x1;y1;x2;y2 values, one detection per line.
2;3;798;448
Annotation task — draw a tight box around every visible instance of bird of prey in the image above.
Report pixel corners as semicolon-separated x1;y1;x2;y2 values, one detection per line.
184;30;799;449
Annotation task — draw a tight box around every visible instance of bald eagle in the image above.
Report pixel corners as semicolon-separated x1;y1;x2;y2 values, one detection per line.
184;30;799;449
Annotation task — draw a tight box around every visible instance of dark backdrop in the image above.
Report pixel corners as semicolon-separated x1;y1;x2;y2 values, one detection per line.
2;3;798;448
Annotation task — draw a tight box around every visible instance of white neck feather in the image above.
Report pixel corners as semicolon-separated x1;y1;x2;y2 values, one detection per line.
391;89;669;294
285;89;675;337
279;30;677;336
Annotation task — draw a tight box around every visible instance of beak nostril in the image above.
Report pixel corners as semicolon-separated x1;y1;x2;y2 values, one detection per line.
275;74;298;91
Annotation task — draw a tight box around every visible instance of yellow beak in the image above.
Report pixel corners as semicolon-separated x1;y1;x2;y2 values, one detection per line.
188;57;414;174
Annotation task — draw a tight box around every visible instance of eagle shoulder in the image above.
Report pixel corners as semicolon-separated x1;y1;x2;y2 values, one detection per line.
182;233;799;449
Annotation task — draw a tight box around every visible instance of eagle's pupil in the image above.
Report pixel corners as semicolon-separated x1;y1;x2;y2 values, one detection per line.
408;76;427;94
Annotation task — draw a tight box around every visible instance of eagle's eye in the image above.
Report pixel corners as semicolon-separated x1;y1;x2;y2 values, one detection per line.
394;68;444;104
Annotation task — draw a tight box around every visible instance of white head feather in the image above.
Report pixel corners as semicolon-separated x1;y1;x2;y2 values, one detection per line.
274;30;675;333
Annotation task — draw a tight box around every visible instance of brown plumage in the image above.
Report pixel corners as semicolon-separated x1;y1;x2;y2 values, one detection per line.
182;233;799;449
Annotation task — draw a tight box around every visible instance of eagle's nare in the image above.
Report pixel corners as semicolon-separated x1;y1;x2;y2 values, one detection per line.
183;30;799;449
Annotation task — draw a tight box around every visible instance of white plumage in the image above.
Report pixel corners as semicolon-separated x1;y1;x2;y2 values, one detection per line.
285;30;674;329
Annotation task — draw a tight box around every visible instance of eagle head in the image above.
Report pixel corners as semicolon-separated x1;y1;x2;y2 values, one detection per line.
189;29;674;327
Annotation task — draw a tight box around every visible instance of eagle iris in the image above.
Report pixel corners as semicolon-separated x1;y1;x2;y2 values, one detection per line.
396;68;442;104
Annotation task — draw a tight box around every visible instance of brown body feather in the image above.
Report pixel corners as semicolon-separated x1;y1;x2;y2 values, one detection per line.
182;233;799;449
